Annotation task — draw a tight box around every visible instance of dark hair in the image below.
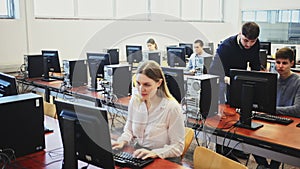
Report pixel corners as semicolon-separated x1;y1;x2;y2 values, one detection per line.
275;47;295;62
147;38;158;50
136;60;173;99
194;39;204;47
242;22;260;40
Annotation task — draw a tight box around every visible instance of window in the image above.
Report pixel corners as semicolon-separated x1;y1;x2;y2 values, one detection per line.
0;0;15;19
242;9;300;44
33;0;224;22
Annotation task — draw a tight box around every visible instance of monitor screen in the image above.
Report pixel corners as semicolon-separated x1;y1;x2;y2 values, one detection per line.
106;48;119;65
167;46;186;67
54;99;114;169
179;43;193;57
126;45;142;64
259;41;271;55
0;72;18;98
41;50;61;81
86;52;110;90
162;67;185;103
25;54;44;78
229;69;277;129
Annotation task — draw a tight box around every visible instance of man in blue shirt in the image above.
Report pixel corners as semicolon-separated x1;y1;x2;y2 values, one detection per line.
209;22;261;161
254;47;300;169
210;22;261;104
186;39;211;74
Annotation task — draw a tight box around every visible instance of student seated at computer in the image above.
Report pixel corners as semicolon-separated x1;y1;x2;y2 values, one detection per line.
147;38;158;51
186;39;211;73
112;60;185;164
253;47;300;169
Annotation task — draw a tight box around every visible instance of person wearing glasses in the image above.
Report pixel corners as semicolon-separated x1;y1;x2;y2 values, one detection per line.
209;22;261;160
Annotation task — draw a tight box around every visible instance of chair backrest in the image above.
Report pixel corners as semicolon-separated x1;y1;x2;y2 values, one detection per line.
181;127;194;159
193;146;248;169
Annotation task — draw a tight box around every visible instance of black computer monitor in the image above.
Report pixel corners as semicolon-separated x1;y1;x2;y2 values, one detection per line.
259;41;271;56
144;51;161;65
0;72;18;98
166;46;186;67
126;45;142;64
179;43;193;57
54;99;114;169
229;69;277;130
259;50;268;70
25;54;44;78
86;52;110;90
41;50;61;81
162;67;185;103
203;47;213;55
106;48;119;65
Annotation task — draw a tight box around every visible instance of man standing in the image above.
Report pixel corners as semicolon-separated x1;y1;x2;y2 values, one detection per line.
210;22;261;104
209;22;261;160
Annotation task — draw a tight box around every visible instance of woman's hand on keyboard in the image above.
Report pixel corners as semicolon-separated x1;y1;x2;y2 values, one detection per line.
133;148;158;160
112;140;127;150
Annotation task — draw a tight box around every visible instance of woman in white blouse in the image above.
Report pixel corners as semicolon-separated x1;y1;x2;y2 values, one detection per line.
112;60;185;163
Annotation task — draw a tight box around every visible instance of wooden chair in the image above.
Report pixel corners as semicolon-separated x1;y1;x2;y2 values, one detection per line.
193;146;248;169
181;127;195;159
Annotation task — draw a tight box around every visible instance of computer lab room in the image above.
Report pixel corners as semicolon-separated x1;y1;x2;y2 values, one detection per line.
1;0;300;169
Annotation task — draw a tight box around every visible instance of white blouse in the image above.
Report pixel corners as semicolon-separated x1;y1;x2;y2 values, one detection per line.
117;95;185;159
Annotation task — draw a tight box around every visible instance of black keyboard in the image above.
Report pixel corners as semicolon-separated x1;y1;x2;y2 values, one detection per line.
253;113;294;125
114;151;154;168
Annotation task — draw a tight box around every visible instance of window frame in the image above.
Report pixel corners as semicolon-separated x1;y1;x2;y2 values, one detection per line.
0;0;15;19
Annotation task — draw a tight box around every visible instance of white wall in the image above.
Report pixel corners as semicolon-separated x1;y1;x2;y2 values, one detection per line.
1;0;299;72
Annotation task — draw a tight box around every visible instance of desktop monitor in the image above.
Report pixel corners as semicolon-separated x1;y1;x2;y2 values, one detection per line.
0;72;18;97
203;47;213;55
229;69;277;130
126;45;142;64
144;51;162;65
179;43;193;57
162;67;185;103
41;50;61;81
54;99;114;169
259;50;268;70
259;41;271;56
106;48;119;65
86;52;110;90
25;54;44;78
166;46;186;67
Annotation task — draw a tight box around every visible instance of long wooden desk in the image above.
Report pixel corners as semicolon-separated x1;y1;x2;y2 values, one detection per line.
8;116;188;169
193;105;300;167
16;78;300;167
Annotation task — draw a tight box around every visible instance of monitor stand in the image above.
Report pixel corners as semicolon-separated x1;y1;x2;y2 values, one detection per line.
61;117;78;169
235;83;263;130
234;121;263;130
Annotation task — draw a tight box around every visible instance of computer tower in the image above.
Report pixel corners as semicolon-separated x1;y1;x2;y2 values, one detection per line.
103;65;132;98
24;54;44;78
0;93;45;157
186;74;219;119
63;59;88;87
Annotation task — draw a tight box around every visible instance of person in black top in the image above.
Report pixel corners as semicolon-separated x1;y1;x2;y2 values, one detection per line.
209;22;261;161
210;21;261;104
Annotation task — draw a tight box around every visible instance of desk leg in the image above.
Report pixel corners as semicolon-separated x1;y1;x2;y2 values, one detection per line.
45;87;50;102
